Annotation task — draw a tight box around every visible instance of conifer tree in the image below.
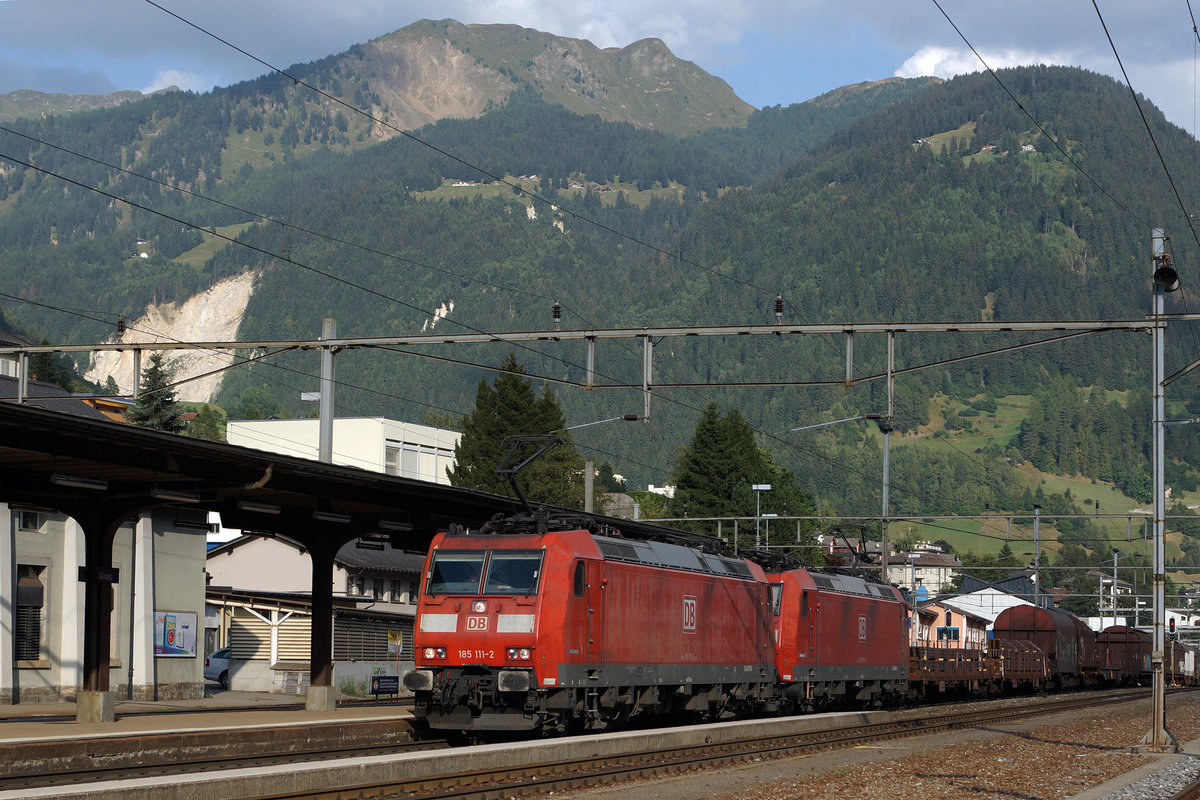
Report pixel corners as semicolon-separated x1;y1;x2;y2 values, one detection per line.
449;353;585;509
668;403;816;548
126;352;186;433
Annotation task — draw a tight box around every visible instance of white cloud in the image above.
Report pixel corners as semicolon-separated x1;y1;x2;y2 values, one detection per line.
895;45;1077;80
141;69;216;95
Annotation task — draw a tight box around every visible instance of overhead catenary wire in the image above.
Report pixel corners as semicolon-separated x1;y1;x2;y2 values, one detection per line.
132;2;1140;530
0;131;1168;550
4;3;1180;547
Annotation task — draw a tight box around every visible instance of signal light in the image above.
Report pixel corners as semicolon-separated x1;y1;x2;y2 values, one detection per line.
1153;254;1180;293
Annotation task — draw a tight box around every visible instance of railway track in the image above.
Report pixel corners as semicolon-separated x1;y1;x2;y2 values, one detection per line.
0;720;441;793
249;689;1147;800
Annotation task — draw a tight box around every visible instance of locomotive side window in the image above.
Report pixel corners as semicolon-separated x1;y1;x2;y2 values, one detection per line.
770;584;782;616
484;551;544;595
573;561;586;597
426;551;486;595
801;591;809;618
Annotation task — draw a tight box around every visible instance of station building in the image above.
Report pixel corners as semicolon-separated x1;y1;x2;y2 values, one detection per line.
0;375;209;703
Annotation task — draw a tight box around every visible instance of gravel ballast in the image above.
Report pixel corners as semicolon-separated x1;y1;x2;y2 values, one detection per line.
549;693;1200;800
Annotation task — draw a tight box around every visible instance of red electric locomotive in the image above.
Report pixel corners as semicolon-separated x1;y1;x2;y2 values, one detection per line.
404;515;777;733
768;568;908;710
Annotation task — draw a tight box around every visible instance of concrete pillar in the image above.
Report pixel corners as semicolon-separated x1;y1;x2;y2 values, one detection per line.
60;518;84;696
130;515;155;698
0;505;13;703
76;690;114;723
78;518;116;722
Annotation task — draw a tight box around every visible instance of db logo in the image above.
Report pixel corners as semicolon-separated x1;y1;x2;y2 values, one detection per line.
466;616;488;631
682;596;697;633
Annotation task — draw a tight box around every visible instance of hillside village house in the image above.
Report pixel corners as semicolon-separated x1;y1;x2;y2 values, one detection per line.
918;600;990;648
887;550;964;596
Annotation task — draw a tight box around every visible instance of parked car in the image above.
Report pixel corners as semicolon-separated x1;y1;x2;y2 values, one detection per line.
204;647;231;689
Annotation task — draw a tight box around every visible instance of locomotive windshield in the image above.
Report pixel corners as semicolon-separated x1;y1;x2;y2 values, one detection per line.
483;551;543;595
427;551;486;594
425;549;544;596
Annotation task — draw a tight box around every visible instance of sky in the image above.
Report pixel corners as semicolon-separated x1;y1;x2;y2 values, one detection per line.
1;0;1199;133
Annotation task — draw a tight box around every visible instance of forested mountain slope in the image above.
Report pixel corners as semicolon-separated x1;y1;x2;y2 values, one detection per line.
2;58;1198;515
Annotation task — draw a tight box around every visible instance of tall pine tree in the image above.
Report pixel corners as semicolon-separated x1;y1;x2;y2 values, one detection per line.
449;353;585;509
126;352;186;433
668;403;816;550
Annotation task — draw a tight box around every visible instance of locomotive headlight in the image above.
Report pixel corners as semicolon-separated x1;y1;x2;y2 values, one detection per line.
423;647;447;659
506;647;532;660
471;600;487;613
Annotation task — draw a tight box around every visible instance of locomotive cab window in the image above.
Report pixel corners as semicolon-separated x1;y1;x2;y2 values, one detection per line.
484;551;543;595
426;551;486;595
573;561;586;597
770;584;782;616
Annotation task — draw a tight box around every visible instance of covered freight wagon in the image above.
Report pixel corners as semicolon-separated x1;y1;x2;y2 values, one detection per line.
992;605;1097;687
1096;625;1150;684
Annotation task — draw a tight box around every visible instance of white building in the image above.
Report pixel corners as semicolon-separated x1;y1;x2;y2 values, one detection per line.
205;535;423;693
937;586;1033;627
226;417;458;483
887;551;963;596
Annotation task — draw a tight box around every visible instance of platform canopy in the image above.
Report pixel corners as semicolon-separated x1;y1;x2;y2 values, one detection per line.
0;400;514;546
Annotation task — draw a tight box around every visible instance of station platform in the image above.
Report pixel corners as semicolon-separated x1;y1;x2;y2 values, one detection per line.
0;688;415;745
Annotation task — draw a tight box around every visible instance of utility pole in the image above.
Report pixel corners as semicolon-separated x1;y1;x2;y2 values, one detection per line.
318;317;337;464
1142;229;1178;752
1113;548;1119;629
1033;505;1041;607
879;418;892;584
880;331;894;584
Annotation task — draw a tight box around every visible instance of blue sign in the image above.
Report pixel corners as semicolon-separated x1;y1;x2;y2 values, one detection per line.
371;675;400;695
915;586;929;602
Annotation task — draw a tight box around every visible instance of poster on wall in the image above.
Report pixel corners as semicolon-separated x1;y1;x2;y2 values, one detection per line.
154;610;198;657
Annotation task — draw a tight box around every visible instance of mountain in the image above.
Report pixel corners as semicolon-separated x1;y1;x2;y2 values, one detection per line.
0;88;163;123
339;19;756;136
3;24;1198;531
